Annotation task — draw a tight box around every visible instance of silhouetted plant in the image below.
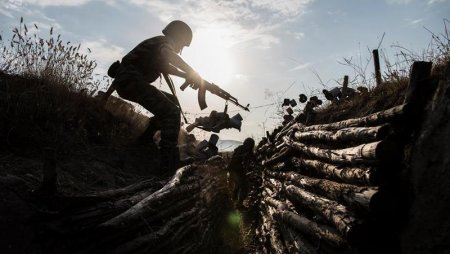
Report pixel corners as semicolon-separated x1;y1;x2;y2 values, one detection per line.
0;17;100;92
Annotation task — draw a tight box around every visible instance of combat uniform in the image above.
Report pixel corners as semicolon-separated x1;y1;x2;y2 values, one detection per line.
113;36;181;172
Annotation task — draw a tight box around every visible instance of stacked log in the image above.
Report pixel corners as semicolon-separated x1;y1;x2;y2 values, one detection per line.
255;110;404;252
23;156;239;254
253;61;434;253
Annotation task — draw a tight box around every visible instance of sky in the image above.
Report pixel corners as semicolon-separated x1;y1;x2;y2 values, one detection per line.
1;0;449;142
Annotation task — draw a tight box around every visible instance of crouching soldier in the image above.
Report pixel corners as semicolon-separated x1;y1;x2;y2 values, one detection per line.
103;20;202;175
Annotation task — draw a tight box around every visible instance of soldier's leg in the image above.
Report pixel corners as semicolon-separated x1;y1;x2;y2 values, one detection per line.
133;86;181;174
115;72;181;174
136;116;161;145
115;72;180;146
115;71;163;145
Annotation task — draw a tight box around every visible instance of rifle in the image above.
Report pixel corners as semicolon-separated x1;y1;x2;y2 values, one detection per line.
180;79;250;111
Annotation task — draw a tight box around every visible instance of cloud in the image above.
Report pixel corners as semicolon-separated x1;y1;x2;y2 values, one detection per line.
19;0;99;7
427;0;449;4
249;0;314;16
2;0;119;7
288;63;311;72
128;0;315;49
409;18;424;25
0;0;22;17
287;31;305;40
80;39;125;74
386;0;413;4
0;8;13;18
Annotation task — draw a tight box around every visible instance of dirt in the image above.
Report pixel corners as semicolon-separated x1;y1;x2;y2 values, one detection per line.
400;65;450;253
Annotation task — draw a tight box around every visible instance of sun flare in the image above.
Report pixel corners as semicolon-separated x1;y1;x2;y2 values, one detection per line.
183;27;235;86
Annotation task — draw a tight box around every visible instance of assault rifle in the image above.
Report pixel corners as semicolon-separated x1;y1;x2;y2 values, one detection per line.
180;79;250;111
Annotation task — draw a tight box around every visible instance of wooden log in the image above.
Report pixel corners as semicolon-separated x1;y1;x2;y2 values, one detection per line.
284;137;401;165
268;171;377;209
262;146;292;166
265;196;297;214
274;210;347;249
264;187;275;197
266;177;284;189
291;103;408;132
257;142;272;154
270;162;287;171
101;181;200;228
89;178;161;199
277;221;318;254
293;124;391;144
112;207;199;254
285;185;364;243
144;194;200;225
265;205;288;254
274;116;307;142
101;165;199;227
290;158;375;186
266;197;288;211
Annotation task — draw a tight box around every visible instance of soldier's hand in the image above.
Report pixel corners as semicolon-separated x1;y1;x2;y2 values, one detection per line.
186;71;202;87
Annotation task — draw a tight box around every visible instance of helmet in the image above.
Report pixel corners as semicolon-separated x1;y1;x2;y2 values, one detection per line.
162;20;193;47
243;138;255;150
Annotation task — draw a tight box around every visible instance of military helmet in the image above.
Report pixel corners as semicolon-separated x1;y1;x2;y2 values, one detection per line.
243;138;255;150
163;20;193;47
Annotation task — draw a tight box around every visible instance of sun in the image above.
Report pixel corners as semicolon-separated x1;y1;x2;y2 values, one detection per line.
183;27;235;86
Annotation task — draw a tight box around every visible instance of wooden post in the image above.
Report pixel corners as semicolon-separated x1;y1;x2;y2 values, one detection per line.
342;75;349;99
373;49;382;86
403;61;433;105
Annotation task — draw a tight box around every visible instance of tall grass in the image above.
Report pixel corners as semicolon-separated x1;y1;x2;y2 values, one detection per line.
294;21;450;125
0;17;100;92
0;19;141;155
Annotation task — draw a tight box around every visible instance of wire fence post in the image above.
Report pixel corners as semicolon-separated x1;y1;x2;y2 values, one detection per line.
373;49;382;86
342;75;349;100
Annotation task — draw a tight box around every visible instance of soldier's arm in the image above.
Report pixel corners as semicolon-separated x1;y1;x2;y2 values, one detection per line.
160;63;187;78
160;47;201;83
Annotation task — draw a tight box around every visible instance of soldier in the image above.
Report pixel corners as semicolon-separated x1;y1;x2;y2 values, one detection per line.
227;138;255;208
103;20;202;175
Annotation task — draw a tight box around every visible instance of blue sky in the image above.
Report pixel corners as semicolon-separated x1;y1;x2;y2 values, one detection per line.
1;0;449;141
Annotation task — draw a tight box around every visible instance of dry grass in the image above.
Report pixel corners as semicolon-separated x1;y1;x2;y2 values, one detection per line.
0;18;103;92
303;20;450;125
0;19;144;156
314;76;409;124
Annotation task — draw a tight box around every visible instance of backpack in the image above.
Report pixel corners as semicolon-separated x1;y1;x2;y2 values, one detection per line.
107;60;121;78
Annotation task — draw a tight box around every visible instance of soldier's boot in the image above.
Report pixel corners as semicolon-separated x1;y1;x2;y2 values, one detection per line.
158;146;181;177
135;117;160;146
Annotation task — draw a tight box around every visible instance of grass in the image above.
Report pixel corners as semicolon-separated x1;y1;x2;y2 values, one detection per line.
0;19;147;156
0;19;158;193
298;20;450;126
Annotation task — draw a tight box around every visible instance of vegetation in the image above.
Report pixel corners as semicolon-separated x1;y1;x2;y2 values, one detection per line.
308;20;450;125
0;19;145;157
0;16;449;254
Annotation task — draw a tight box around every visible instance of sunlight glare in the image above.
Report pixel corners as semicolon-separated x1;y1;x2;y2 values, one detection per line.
183;27;235;86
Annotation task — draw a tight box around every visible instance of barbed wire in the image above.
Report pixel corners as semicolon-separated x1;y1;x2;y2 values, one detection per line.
182;102;278;116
